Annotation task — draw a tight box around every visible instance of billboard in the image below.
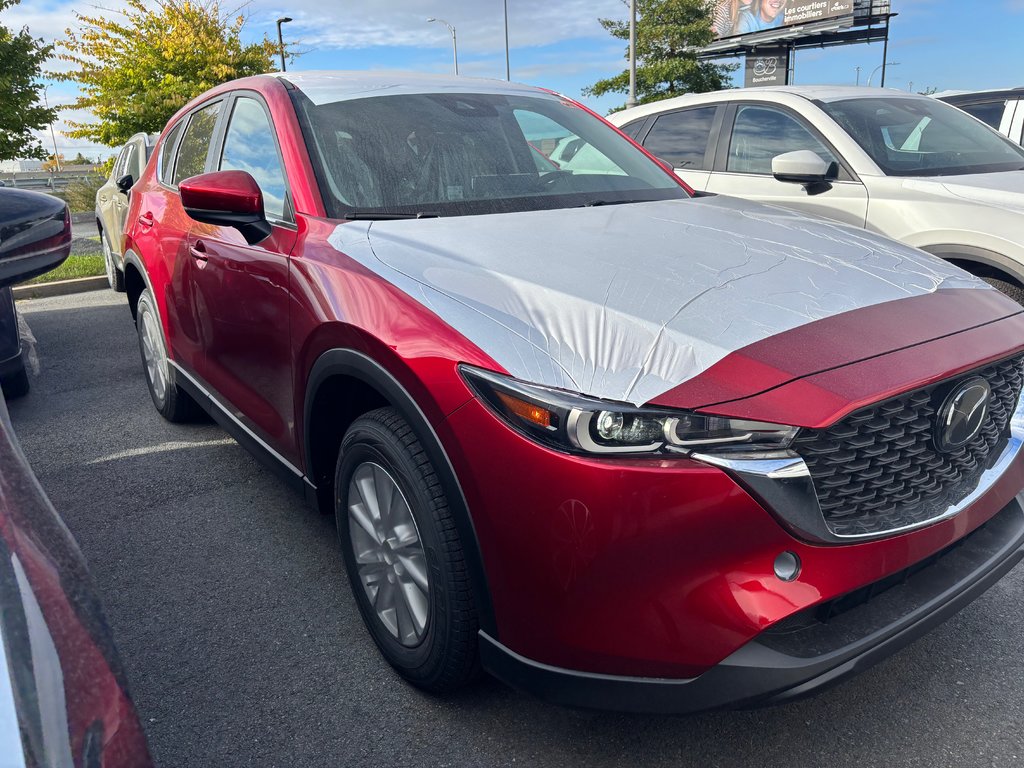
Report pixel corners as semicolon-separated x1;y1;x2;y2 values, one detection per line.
744;47;790;87
712;0;855;40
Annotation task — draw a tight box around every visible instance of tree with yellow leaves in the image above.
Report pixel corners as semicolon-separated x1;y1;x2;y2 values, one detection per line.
53;0;279;146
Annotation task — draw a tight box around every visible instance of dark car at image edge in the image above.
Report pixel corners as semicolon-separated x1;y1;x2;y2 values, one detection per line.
0;187;153;766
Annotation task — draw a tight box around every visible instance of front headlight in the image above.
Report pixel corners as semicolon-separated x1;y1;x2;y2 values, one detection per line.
460;365;798;456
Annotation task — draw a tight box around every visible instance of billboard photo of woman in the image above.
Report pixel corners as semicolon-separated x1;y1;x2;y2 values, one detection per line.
736;0;788;34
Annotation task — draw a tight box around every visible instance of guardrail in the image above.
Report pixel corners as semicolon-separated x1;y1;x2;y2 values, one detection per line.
1;173;101;191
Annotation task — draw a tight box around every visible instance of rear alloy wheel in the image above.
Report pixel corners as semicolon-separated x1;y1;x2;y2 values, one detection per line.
102;234;125;292
135;289;199;422
335;407;478;693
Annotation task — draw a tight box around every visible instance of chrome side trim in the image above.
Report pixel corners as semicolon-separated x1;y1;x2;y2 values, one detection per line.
167;360;303;479
693;392;1024;544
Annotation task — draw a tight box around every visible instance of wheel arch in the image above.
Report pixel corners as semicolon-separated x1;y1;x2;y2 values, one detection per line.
920;244;1024;288
122;249;151;321
304;348;497;637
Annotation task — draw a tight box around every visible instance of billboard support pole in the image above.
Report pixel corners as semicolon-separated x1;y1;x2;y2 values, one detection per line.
880;16;890;87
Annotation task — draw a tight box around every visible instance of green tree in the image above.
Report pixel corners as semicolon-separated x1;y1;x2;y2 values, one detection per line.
584;0;734;111
52;0;279;146
0;0;58;161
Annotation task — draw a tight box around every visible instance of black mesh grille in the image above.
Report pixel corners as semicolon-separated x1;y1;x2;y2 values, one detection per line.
792;356;1024;537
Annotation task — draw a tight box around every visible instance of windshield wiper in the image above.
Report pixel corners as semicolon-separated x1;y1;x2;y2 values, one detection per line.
583;199;659;207
342;211;440;220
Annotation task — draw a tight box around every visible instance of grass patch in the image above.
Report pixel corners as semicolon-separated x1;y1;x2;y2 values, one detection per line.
27;252;105;284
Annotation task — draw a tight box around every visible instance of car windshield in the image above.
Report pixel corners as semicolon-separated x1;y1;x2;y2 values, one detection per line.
820;96;1024;177
291;90;688;218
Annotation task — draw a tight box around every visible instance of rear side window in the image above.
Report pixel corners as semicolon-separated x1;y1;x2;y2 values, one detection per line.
726;105;837;175
959;100;1007;130
619;119;645;140
157;121;185;185
172;101;222;186
219;97;289;222
642;107;717;170
114;145;131;178
121;143;139;180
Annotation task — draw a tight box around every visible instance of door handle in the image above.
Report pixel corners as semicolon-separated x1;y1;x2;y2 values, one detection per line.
189;240;208;262
137;212;154;228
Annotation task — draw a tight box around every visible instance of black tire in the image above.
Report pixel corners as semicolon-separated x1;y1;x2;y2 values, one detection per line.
982;276;1024;307
335;407;479;693
1;363;29;399
102;231;126;292
135;289;200;422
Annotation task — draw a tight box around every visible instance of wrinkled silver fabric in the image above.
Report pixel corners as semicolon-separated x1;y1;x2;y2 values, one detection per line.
328;195;989;406
16;312;38;376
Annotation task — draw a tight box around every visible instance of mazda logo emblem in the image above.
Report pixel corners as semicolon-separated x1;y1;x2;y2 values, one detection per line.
935;377;991;453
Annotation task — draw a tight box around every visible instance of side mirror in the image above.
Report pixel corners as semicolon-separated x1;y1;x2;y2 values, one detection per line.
0;189;71;288
179;170;271;245
116;174;134;193
771;150;839;187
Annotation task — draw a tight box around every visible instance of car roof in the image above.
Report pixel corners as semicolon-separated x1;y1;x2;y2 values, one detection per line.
608;86;927;124
270;70;553;106
938;87;1024;104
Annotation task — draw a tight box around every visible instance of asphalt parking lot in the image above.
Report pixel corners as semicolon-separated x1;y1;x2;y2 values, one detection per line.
8;289;1024;768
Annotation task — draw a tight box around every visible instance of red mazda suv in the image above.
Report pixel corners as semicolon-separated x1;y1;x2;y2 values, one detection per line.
122;71;1024;713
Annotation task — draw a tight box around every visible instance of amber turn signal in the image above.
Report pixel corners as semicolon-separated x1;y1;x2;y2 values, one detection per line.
496;391;553;429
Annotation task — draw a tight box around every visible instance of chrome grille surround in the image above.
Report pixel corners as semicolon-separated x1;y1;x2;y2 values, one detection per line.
793;356;1024;538
694;356;1024;544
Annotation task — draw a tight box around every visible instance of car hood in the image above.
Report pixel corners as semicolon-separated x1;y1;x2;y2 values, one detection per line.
328;195;990;406
904;170;1024;212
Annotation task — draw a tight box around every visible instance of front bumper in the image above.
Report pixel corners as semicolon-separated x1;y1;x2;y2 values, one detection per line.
479;495;1024;713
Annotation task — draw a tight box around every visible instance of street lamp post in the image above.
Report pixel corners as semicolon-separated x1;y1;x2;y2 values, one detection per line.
503;0;510;80
867;61;898;87
855;66;861;86
276;17;292;72
427;18;458;75
626;0;637;109
41;86;60;172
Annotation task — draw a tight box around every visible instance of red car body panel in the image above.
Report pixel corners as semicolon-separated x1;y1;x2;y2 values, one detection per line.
122;73;1024;710
438;394;1024;678
0;398;152;766
654;288;1023;412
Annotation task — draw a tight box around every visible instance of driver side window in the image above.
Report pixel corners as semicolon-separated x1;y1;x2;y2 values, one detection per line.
727;105;838;175
220;97;290;222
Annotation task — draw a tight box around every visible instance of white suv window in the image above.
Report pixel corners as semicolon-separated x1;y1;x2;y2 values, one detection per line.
727;105;838;175
959;100;1007;130
642;106;718;170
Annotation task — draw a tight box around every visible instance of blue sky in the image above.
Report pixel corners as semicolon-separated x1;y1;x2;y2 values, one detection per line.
5;0;1024;160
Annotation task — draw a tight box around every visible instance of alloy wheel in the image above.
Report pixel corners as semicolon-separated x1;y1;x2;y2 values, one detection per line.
347;461;430;647
138;301;168;405
103;237;116;289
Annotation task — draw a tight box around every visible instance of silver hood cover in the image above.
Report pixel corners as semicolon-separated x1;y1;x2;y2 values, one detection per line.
328;195;987;406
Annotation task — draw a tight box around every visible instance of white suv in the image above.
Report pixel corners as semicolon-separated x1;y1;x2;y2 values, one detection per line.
610;86;1024;301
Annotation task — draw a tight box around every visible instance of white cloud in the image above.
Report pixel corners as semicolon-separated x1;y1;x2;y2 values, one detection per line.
269;0;624;53
6;0;629;152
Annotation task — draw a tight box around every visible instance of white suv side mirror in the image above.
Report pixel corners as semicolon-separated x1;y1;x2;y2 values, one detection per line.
772;150;837;185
